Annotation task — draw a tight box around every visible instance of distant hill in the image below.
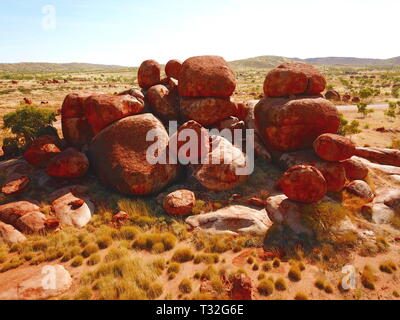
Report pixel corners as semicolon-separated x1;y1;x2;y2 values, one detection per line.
295;56;400;66
0;62;129;73
229;55;400;69
229;56;293;69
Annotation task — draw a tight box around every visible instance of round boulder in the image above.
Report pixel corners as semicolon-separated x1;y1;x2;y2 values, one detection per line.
194;136;248;191
165;59;182;80
325;90;341;101
278;165;327;203
169;120;210;164
146;84;179;122
83;94;144;134
178;56;236;98
263;62;326;97
163;190;196;216
24;135;62;168
344;180;374;201
46;148;89;179
138;60;161;90
341;157;369;180
89;114;178;195
255;96;340;152
180;97;238;126
61;91;100;147
314;133;355;162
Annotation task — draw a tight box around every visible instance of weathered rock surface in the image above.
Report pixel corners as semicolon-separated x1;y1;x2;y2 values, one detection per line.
163;190;196;216
263;62;326;97
186;205;272;236
0;221;26;244
83;94;144;134
180;97;238;126
266;194;311;235
15;211;46;234
325;90;341;101
313;133;355;162
277;165;327;203
146;84;179;122
0;265;72;300
169;120;210;164
24;135;62;168
0;201;41;226
341;157;369;180
61;91;100;147
278;150;347;192
362;189;400;224
138;60;161;90
89;114;178;195
194;136;248;191
178;56;236;98
165;59;182;80
45;148;89;179
354;147;400;167
50;186;94;228
117;88;145;105
254;96;340;152
1;176;30;195
229;274;252;300
344;180;374;201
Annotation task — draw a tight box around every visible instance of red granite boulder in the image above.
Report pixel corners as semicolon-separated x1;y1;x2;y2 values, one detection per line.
254;96;340;152
180;97;238;126
24;135;62;168
165;59;182;80
83;94;144;134
163;190;196;216
89;114;178;195
46;148;89;179
314;133;355;162
146;85;179;122
341;157;369;180
277;165;327;203
138;60;161;90
263;62;326;97
178;56;236;98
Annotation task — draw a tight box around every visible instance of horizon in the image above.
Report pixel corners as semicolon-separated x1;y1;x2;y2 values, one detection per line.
1;54;400;68
1;0;399;66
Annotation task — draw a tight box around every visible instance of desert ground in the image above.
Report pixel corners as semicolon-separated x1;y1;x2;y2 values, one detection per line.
0;60;400;301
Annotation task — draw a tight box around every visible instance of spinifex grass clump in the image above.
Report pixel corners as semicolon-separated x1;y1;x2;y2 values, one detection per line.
82;257;163;300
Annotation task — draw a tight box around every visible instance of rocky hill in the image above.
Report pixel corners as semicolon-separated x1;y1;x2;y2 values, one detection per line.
0;62;128;73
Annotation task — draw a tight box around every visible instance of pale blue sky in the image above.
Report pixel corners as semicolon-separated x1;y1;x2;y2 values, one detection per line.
0;0;398;66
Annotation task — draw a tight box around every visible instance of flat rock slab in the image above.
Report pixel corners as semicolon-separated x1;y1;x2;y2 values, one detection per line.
50;185;94;228
185;205;272;236
0;221;26;244
0;265;72;300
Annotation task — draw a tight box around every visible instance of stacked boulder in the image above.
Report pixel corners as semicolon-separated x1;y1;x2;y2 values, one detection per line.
254;62;373;204
178;56;239;127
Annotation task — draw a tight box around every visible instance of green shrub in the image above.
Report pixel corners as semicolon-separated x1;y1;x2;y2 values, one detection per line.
294;292;309;300
82;244;99;258
275;277;287;291
257;280;274;296
3;106;56;146
288;265;302;282
147;283;163;300
179;279;192;294
96;235;113;249
71;256;84;267
87;254;101;266
379;260;397;274
172;248;194;263
167;263;180;274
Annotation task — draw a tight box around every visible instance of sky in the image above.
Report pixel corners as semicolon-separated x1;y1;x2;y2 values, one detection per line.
0;0;398;66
